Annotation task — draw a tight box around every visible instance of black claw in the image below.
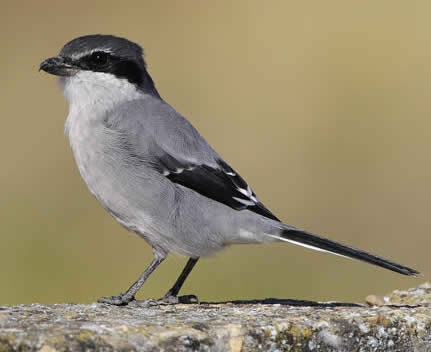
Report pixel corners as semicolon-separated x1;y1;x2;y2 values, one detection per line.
178;294;200;304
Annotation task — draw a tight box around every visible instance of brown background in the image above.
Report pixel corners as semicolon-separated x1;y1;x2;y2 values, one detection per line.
1;1;429;304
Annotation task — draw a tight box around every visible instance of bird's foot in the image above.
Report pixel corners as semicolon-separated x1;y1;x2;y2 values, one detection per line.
159;293;200;304
98;293;135;306
126;298;161;308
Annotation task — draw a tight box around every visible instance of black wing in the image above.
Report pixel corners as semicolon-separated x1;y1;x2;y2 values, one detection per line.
153;153;280;221
106;98;279;221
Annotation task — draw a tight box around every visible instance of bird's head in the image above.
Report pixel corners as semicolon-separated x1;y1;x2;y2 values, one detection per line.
40;34;159;99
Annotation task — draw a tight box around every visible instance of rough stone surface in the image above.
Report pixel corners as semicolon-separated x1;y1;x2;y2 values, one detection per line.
0;283;430;351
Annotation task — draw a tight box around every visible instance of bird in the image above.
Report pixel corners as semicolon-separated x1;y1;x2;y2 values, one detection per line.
40;34;419;306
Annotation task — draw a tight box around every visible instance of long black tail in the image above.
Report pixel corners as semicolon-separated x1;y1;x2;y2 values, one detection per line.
276;227;419;276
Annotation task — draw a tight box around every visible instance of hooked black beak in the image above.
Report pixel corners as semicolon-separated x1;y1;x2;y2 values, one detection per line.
39;56;78;76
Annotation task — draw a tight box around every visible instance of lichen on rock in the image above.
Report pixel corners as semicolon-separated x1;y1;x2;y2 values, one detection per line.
0;284;430;351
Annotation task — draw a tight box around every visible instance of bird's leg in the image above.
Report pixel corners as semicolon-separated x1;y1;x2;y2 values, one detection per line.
159;257;200;304
98;248;167;306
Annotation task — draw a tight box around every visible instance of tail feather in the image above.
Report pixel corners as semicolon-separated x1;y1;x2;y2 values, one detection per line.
274;227;419;276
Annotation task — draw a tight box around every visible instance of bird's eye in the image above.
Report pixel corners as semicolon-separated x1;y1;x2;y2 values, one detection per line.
90;51;109;66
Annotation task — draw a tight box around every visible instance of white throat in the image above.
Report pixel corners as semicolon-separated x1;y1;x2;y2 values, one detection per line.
60;70;145;191
61;71;142;138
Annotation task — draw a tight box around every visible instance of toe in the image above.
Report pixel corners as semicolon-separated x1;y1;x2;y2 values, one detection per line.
97;294;134;306
158;294;199;305
178;295;200;304
159;295;179;304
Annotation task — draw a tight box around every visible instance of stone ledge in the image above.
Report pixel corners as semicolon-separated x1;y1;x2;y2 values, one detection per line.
0;283;430;351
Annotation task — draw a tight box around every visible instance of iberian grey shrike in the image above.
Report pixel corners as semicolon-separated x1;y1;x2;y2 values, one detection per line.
40;35;419;306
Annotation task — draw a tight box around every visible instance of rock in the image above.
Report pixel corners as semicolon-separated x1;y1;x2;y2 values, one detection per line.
0;284;430;351
383;282;431;306
365;294;385;306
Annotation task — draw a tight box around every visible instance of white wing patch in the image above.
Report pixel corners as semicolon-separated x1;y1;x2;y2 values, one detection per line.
232;197;256;206
164;167;189;176
234;183;260;204
160;159;279;220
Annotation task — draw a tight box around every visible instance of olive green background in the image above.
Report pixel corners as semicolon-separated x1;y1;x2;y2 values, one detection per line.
1;1;429;305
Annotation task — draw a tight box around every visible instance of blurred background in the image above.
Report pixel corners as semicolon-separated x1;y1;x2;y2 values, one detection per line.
1;1;430;305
